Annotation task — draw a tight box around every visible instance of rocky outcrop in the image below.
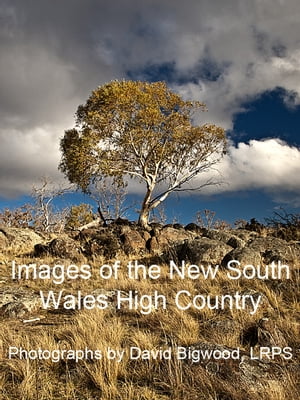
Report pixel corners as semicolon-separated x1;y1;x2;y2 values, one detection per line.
248;237;300;264
222;235;300;267
1;223;299;267
0;222;298;399
0;227;43;256
272;225;300;241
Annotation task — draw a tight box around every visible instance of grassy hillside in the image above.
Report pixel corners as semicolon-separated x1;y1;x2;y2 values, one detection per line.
0;223;299;400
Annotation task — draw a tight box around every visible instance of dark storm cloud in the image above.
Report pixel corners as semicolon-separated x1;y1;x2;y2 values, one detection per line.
1;0;300;198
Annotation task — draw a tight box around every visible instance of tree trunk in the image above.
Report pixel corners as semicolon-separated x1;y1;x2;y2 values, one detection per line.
97;206;107;227
139;190;171;228
138;206;150;229
138;184;154;229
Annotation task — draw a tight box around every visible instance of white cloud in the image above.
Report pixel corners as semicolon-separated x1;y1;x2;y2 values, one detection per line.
1;0;300;204
124;139;300;206
197;139;300;195
0;125;68;197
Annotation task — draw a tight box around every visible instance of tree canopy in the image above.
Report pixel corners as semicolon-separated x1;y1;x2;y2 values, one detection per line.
59;80;226;227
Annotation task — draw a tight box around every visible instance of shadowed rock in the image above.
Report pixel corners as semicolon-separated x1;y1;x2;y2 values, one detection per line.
34;236;82;261
178;238;232;265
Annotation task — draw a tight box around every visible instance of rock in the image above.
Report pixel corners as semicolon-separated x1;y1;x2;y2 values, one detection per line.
202;228;233;243
203;318;240;334
149;222;163;232
226;235;245;249
240;289;272;313
76;228;100;240
241;236;300;264
34;236;82;261
0;302;29;318
184;223;203;234
122;229;146;255
263;244;300;265
141;231;151;242
114;217;132;226
156;226;194;248
248;237;289;253
49;237;81;260
33;243;49;256
0;287;41;318
147;237;160;254
239;355;283;386
272;226;300;241
0;231;8;249
203;229;247;249
172;223;185;230
82;231;121;259
200;228;249;250
0;227;43;255
257;318;288;347
118;225;132;234
244;218;266;234
222;247;262;267
223;235;300;267
0;231;8;262
180;341;288;391
178;238;232;265
232;229;259;242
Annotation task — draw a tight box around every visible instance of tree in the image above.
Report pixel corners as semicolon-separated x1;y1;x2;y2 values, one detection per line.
0;204;33;228
265;207;300;228
196;209;230;230
65;203;95;230
59;80;226;228
90;177;131;221
32;176;71;232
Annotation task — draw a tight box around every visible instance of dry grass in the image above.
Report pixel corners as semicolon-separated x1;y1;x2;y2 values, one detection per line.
0;250;299;400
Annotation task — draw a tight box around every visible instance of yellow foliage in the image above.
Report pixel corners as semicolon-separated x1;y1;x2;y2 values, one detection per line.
60;80;226;227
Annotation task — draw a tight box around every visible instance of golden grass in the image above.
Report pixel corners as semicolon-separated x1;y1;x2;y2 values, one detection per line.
0;253;299;400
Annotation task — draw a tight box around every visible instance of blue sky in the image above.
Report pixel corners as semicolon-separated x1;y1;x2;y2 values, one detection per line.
232;88;300;146
0;0;299;225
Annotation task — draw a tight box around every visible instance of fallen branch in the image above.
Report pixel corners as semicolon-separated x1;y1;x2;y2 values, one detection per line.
77;217;102;231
